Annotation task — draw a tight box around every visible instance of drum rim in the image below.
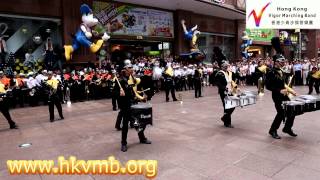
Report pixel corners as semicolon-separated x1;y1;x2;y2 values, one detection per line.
131;104;152;108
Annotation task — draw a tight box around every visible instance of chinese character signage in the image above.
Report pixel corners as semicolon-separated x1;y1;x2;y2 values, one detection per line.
93;1;174;38
246;0;320;29
246;29;275;42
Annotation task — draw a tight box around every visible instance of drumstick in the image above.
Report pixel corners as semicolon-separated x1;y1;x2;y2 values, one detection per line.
139;88;150;93
114;76;123;91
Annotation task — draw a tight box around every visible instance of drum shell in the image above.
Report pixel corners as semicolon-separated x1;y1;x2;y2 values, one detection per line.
131;104;153;126
224;96;240;109
295;98;316;112
316;100;320;110
283;101;305;116
244;94;256;105
303;102;317;112
239;96;250;106
310;96;320;110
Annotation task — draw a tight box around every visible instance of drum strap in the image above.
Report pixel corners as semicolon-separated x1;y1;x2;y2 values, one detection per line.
219;70;232;93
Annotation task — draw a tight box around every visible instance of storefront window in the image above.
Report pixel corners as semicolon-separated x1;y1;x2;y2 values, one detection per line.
0;15;62;64
198;32;235;62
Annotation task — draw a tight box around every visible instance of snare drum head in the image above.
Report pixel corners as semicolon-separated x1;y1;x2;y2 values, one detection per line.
310;95;320;101
288;101;305;106
239;95;249;99
299;95;317;100
294;98;316;103
243;91;257;95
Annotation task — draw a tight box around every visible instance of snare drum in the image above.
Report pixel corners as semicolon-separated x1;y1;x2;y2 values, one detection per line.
283;101;305;116
244;94;257;105
239;95;250;106
131;103;153;128
224;96;240;109
311;96;320;110
295;95;317;112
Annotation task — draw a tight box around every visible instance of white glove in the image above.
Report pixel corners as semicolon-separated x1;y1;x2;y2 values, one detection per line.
85;32;92;39
102;32;111;41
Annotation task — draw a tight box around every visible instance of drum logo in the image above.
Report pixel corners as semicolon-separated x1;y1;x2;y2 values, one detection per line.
248;2;271;27
140;114;151;119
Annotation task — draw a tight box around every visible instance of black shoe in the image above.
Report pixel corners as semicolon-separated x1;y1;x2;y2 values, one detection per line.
121;145;127;152
140;139;152;144
224;124;234;128
283;129;297;137
166;99;169;102
173;99;178;101
10;125;18;129
269;131;281;139
50;119;54;123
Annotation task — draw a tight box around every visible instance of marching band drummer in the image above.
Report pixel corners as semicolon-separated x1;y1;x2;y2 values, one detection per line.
266;37;297;139
114;60;151;152
45;71;64;122
0;81;18;129
215;61;237;128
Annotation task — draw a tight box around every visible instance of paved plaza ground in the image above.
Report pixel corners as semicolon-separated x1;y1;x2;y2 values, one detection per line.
0;86;320;180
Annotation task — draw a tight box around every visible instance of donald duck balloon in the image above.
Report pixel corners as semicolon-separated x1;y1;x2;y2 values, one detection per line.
64;4;110;61
240;31;253;60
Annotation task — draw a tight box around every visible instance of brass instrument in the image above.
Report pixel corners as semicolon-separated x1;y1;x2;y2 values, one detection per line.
257;65;267;94
312;71;320;79
228;71;239;96
165;67;174;77
46;80;58;97
128;75;145;101
258;65;267;74
116;75;146;101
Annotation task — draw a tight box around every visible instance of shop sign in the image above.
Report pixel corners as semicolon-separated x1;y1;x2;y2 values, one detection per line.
245;29;275;42
147;51;161;56
279;31;298;45
93;1;174;38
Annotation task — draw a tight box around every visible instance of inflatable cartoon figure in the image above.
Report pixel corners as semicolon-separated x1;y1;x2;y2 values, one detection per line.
181;19;201;52
240;31;253;60
64;4;110;61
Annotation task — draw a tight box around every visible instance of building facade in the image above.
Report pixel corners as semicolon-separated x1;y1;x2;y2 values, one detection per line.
1;0;318;66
